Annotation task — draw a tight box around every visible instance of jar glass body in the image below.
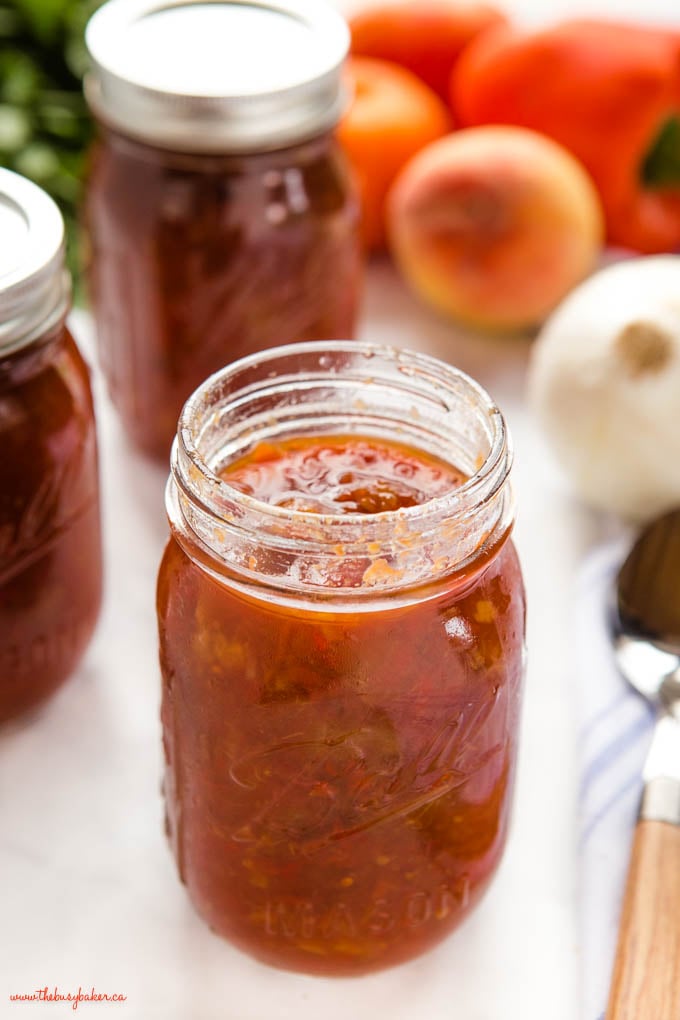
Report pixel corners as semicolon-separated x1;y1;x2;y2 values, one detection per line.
85;126;362;461
0;320;102;724
157;343;525;975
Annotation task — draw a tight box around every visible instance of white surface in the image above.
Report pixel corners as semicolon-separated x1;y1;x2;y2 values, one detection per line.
0;263;614;1020
2;0;679;1016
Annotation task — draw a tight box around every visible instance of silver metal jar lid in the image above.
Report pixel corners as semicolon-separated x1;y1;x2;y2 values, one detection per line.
0;168;70;356
84;0;351;153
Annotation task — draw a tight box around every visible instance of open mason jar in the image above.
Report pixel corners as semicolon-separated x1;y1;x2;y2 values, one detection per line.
157;342;526;974
0;169;102;725
84;0;362;461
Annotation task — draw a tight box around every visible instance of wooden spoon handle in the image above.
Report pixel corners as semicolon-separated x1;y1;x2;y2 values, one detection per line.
606;819;680;1020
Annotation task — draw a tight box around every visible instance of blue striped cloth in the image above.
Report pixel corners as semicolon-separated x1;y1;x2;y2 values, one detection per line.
576;544;656;1020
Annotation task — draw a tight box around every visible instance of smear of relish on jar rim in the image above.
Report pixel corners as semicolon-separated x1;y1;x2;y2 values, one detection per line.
220;434;468;514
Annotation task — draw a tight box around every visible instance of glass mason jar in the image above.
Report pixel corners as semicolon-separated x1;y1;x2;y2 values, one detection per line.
84;0;362;462
157;342;526;975
0;169;102;725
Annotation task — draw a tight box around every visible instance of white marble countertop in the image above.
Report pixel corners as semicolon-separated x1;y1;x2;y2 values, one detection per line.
0;266;611;1020
2;0;679;1016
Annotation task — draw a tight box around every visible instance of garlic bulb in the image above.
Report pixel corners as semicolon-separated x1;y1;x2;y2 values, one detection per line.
528;256;680;521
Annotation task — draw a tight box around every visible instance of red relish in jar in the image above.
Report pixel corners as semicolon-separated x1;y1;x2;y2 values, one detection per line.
157;342;526;975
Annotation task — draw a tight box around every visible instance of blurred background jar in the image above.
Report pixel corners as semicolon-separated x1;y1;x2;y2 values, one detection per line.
157;342;526;975
0;168;102;725
83;0;362;462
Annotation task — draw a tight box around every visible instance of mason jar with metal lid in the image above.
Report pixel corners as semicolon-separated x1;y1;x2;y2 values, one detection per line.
84;0;362;462
0;169;102;725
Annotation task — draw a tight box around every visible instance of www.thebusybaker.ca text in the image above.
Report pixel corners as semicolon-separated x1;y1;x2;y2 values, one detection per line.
9;986;127;1011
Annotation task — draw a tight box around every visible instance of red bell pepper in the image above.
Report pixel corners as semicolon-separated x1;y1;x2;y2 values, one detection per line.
453;20;680;253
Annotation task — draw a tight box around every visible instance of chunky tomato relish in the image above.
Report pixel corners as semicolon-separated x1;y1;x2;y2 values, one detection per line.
0;324;102;724
224;435;468;513
158;432;524;974
85;129;361;461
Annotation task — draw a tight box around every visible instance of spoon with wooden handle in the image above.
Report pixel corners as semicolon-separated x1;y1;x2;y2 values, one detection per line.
606;508;680;1020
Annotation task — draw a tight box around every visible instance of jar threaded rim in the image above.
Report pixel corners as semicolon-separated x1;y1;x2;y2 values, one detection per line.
167;341;514;600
